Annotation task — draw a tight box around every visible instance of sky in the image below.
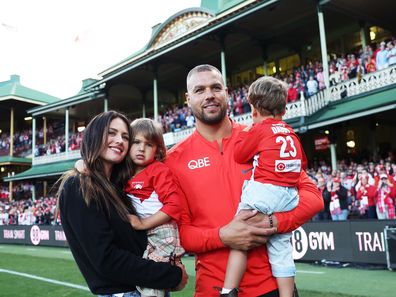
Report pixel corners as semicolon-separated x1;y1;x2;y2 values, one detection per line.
0;0;200;99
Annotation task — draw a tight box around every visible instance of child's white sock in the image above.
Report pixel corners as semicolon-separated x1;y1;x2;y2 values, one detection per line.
221;288;232;294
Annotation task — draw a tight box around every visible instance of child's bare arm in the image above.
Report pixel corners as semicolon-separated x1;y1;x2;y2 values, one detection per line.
129;211;171;230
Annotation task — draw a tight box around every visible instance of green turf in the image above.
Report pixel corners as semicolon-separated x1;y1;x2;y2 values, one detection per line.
0;244;395;297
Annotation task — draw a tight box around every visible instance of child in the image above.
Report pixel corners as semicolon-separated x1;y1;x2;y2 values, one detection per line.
221;76;306;297
125;118;185;297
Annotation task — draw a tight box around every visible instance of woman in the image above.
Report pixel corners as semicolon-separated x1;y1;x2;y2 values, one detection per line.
356;175;377;219
57;111;187;296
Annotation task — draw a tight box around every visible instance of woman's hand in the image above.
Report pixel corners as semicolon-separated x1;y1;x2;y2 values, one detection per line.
171;262;188;291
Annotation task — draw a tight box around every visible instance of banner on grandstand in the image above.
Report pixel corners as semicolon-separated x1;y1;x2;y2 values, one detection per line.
0;225;68;247
314;136;330;151
292;220;395;264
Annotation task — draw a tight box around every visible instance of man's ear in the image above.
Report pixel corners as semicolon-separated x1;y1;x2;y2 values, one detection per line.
185;92;190;107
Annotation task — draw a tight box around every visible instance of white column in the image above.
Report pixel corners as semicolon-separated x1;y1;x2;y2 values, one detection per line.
330;143;337;171
142;100;146;118
31;184;36;201
32;117;36;158
317;5;330;89
221;50;227;87
9;181;13;201
360;27;367;49
263;61;268;76
65;108;69;156
104;97;108;112
43;117;47;145
10;108;14;156
153;77;158;122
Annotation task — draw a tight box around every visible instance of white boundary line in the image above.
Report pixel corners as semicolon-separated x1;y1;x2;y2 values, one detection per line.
298;270;325;274
0;268;90;291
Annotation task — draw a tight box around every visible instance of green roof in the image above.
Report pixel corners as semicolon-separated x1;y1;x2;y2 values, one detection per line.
3;159;76;182
0;75;59;105
201;0;247;14
0;156;31;166
304;85;396;130
0;156;32;165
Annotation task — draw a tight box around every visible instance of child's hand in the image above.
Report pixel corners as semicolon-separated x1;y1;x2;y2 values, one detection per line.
128;214;146;230
75;159;88;174
243;124;253;132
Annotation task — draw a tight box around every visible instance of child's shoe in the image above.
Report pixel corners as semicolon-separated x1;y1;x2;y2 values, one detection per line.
219;288;238;297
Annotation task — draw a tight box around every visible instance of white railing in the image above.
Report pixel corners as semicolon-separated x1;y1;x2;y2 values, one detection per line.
329;66;396;102
33;150;81;165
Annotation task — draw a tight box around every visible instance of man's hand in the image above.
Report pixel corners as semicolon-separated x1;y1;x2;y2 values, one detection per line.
219;210;277;251
171;262;188;291
128;214;146;230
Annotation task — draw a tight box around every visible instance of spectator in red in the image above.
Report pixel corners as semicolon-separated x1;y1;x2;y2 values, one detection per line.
375;174;396;219
356;175;377;219
365;56;376;73
286;83;298;102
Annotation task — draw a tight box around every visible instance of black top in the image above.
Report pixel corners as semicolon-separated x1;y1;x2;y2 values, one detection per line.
59;175;181;295
323;185;349;210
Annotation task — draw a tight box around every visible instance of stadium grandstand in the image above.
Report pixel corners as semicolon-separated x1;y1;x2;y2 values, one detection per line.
1;0;396;265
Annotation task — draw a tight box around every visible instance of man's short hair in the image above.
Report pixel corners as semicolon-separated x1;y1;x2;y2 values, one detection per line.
248;76;288;116
186;64;223;85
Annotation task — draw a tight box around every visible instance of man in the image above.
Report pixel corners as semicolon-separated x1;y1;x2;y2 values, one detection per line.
327;177;348;221
313;176;330;221
166;65;323;297
376;41;388;71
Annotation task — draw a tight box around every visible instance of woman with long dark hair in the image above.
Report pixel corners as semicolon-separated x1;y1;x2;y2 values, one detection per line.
57;111;187;296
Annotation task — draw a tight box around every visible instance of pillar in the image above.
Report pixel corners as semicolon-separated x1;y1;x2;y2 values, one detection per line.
153;74;158;122
221;50;227;86
43;181;48;197
9;108;14;156
65;108;69;155
32;117;36;157
142;97;146;118
104;97;108;112
330;143;337;172
43;117;47;145
317;4;330;89
8;181;13;201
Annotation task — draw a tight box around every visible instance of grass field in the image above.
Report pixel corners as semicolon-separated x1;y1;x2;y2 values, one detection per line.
0;244;394;297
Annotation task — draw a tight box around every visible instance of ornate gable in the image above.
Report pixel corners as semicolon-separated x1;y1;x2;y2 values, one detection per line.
149;9;214;49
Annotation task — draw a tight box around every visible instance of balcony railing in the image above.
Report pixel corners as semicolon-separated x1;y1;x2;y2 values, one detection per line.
33;150;81;165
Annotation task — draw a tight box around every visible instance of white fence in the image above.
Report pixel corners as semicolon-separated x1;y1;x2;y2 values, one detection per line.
33;150;81;165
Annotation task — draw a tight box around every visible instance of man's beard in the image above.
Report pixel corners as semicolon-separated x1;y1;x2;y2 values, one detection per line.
192;106;227;125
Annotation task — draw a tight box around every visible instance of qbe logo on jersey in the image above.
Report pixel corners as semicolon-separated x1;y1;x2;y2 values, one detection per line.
275;159;301;172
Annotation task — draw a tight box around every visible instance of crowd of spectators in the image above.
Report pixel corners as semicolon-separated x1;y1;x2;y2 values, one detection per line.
0;196;58;225
156;39;396;131
307;156;396;221
0;126;83;158
0;129;32;157
33;132;83;157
